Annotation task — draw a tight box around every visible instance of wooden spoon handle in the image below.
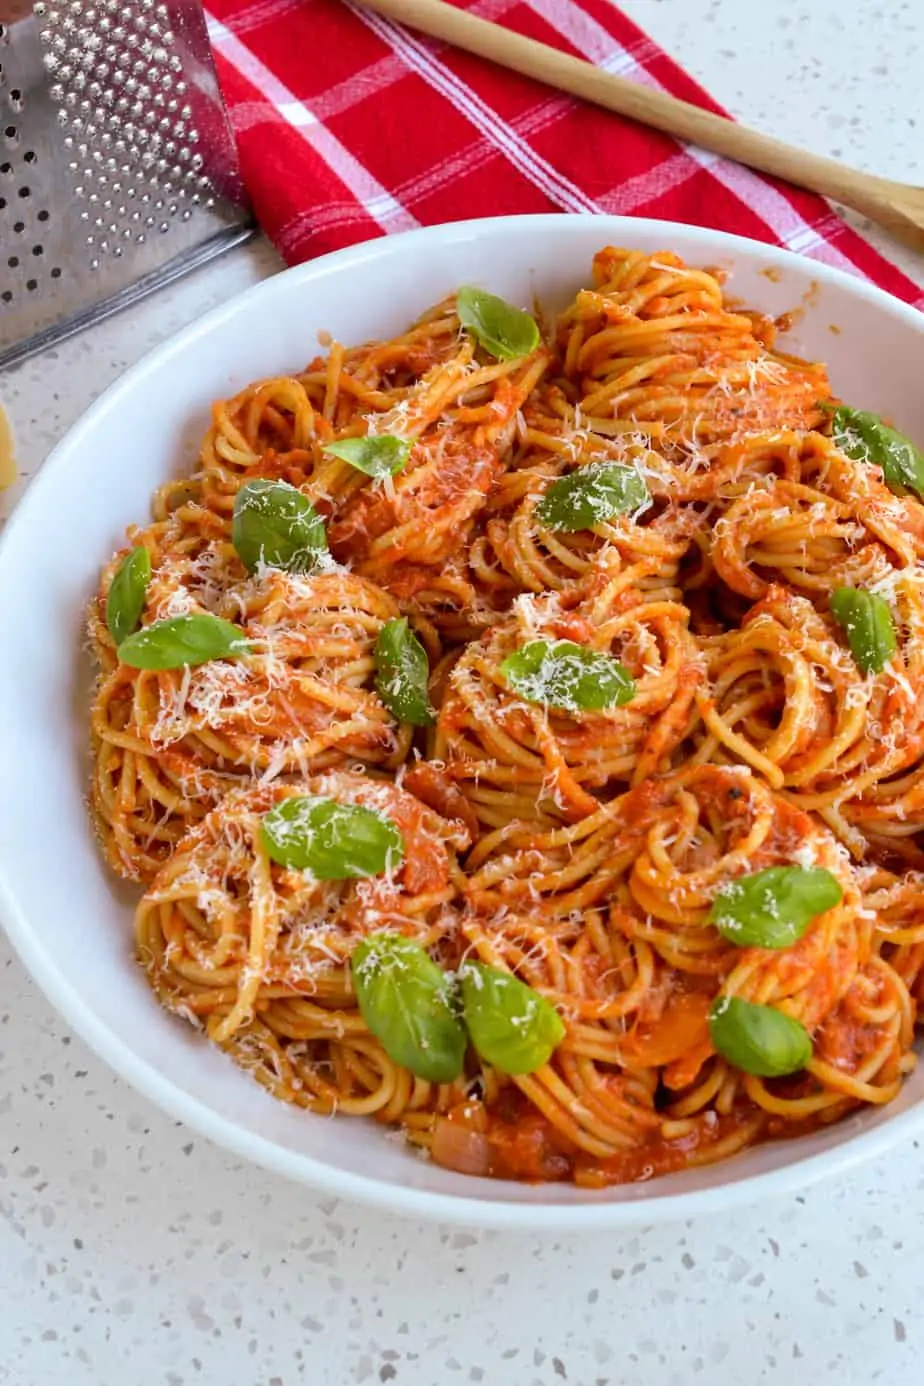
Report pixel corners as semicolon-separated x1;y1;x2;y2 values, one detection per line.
357;0;911;236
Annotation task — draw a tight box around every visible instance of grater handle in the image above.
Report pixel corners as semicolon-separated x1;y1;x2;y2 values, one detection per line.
167;0;249;208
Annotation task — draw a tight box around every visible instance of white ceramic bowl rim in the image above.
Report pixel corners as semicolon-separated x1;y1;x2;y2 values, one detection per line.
2;214;924;1230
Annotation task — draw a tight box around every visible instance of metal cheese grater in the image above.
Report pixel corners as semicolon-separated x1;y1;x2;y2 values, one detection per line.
0;0;254;371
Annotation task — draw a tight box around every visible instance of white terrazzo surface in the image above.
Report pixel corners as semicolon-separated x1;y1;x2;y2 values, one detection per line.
2;3;924;1383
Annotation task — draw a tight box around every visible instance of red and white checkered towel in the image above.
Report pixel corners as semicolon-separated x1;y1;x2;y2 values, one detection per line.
206;0;923;307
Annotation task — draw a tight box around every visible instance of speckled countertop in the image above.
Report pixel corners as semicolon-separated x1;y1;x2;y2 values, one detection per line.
2;4;924;1384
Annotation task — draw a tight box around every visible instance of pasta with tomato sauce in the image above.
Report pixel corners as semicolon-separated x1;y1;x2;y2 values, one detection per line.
87;246;924;1187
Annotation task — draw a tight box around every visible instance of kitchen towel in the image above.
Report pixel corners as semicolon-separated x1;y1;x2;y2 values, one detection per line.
206;0;923;306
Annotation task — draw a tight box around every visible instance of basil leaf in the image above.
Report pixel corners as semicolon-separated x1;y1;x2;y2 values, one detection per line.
709;997;811;1078
500;639;636;714
351;933;467;1083
322;435;412;479
534;462;649;532
830;586;897;675
117;614;251;670
232;479;328;574
260;795;404;880
374;617;434;727
709;866;843;950
456;286;540;361
106;545;151;645
832;406;924;499
459;962;564;1076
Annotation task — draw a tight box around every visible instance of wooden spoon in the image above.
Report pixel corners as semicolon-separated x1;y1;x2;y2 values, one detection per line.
357;0;924;253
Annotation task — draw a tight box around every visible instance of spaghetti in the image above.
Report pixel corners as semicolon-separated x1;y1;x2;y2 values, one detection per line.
87;246;924;1187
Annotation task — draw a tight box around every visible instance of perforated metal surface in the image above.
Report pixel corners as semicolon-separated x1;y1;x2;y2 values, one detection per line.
0;1;252;369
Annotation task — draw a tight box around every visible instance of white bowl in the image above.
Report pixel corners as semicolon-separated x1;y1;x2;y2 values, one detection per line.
2;214;923;1229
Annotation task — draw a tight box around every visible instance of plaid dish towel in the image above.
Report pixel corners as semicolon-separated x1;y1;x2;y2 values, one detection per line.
206;0;922;306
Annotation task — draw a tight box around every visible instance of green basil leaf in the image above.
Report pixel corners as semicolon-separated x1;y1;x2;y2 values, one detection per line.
117;614;251;670
534;462;649;532
830;586;897;675
500;639;636;714
322;434;412;479
456;286;540;361
106;545;151;645
832;406;924;499
374;617;435;727
232;478;328;574
709;997;812;1078
459;962;564;1075
351;933;467;1083
260;795;404;880
709;866;843;949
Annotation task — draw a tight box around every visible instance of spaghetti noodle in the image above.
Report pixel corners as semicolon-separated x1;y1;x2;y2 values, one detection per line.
86;246;924;1187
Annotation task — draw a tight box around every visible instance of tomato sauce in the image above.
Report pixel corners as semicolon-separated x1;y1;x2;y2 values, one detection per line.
431;1090;761;1188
